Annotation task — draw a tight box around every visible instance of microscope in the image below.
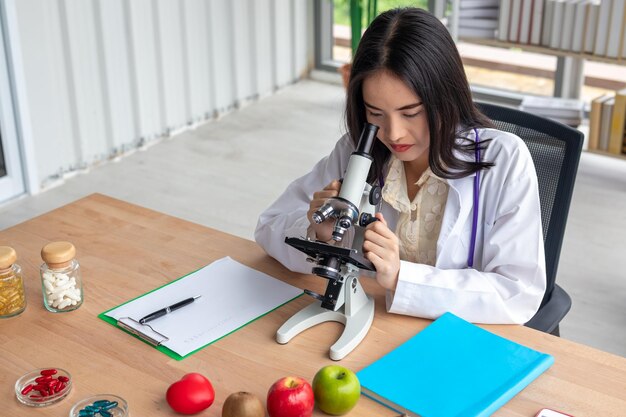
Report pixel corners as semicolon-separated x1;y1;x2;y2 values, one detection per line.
276;123;381;360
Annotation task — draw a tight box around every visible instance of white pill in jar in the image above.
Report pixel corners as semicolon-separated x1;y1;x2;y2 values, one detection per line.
40;242;83;313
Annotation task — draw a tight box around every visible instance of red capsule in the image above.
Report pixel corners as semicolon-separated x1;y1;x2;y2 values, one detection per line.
47;379;58;387
57;375;69;382
20;384;34;395
35;376;52;383
40;369;57;376
30;396;46;402
54;382;66;393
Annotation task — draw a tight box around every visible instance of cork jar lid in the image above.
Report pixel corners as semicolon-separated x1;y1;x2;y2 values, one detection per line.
0;246;17;270
41;241;76;268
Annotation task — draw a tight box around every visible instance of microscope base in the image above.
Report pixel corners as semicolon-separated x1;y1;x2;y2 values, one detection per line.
276;295;374;361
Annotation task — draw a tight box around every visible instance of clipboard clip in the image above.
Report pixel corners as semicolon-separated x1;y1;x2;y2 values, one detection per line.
117;317;170;347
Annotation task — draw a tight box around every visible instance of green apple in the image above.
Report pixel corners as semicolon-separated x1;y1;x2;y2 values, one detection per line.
312;365;360;415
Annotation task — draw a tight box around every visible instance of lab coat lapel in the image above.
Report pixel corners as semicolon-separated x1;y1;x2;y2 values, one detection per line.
436;174;475;268
436;128;481;268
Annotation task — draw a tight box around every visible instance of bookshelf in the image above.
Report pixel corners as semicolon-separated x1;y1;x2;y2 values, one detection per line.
440;0;626;159
443;0;626;78
461;38;626;67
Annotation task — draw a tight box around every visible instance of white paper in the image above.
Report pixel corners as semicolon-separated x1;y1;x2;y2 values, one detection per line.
106;257;302;357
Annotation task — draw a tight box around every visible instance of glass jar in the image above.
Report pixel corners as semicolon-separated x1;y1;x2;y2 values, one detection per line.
40;242;83;313
0;246;27;318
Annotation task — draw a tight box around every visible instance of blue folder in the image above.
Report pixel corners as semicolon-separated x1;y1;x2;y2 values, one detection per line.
357;312;554;417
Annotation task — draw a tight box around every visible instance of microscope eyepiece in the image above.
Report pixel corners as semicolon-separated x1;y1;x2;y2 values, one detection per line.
355;123;379;155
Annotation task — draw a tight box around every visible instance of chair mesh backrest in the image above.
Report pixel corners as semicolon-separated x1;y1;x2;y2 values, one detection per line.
488;124;564;240
475;102;583;306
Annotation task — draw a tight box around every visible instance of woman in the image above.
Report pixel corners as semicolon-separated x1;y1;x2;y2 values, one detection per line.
255;8;546;324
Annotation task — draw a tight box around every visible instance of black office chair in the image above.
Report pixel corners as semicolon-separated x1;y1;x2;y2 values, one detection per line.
475;101;583;336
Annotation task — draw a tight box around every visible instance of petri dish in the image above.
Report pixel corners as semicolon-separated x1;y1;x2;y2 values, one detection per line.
15;367;72;406
69;394;129;417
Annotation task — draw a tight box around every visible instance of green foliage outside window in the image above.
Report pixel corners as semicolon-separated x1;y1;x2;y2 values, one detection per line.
333;0;429;26
334;0;429;53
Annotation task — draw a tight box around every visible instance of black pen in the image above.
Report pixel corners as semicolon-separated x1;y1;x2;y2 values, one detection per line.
139;295;201;324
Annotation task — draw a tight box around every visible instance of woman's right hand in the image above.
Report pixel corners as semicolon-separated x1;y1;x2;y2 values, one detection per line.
307;179;341;242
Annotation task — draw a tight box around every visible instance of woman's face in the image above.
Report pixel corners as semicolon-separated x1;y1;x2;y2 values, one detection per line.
362;70;430;164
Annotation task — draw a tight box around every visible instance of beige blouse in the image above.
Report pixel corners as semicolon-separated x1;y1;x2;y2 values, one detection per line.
381;157;449;266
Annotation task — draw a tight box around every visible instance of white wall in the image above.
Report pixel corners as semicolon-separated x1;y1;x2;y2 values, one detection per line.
3;0;311;191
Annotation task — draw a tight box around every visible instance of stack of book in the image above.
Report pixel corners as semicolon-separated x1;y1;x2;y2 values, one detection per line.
498;0;548;44
495;0;626;59
520;95;584;127
588;88;626;155
458;0;500;39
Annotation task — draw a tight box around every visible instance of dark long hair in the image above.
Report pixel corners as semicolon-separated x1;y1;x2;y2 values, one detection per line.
346;7;494;183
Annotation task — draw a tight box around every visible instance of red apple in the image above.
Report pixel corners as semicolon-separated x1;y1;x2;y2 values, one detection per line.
166;373;215;414
267;376;314;417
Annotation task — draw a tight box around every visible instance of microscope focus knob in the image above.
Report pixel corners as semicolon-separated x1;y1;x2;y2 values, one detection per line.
369;185;382;206
359;212;378;227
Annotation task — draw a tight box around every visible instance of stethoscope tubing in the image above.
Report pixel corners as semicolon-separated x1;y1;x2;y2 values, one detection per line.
468;128;481;268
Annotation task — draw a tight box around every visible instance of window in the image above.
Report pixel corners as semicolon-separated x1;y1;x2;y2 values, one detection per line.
316;0;428;69
315;1;626;110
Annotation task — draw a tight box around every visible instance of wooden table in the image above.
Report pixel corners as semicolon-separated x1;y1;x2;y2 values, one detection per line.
1;194;625;416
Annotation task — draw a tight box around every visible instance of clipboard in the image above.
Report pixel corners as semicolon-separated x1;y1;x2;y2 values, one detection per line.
98;257;303;360
116;317;169;346
98;314;182;360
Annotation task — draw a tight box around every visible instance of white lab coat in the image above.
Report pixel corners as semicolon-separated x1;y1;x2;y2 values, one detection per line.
255;128;546;324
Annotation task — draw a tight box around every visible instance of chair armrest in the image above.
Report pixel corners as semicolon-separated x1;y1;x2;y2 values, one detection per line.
525;284;572;334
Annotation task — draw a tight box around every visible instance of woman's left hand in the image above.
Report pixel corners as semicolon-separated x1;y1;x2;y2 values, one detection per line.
363;213;400;290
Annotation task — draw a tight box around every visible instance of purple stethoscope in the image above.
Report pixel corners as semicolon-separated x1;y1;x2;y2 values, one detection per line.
468;128;481;269
379;128;481;268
